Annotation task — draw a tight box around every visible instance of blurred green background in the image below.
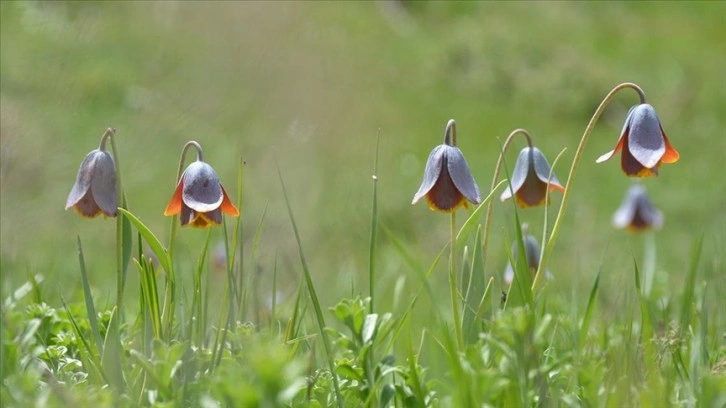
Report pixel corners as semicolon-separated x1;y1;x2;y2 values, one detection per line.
2;1;725;312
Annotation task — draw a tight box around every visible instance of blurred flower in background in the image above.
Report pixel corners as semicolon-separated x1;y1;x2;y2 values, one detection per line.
612;184;663;231
504;226;552;285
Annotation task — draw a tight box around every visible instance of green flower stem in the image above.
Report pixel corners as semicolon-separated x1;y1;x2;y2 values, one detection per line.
164;140;204;338
534;82;646;290
533;146;568;291
449;211;463;350
101;128;127;318
481;129;534;268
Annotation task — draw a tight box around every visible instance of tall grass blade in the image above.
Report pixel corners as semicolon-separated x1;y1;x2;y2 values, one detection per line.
533;147;567;291
121;196;132;278
579;268;601;346
369;129;381;313
222;220;238;327
463;226;485;344
62;299;105;386
474;276;495;324
76;236;103;357
234;158;245;313
135;235;162;340
380;223;444;316
271;252;278;331
191;228;212;346
277;163;344;408
679;235;703;332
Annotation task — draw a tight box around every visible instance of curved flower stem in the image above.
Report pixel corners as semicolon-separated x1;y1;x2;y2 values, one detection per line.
163;140;204;338
444;119;457;146
481;128;534;267
532;146;568;291
449;211;463;350
100;128;128;319
534;82;646;288
168;141;204;259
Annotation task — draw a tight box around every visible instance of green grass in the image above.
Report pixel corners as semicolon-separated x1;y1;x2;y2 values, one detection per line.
2;2;725;406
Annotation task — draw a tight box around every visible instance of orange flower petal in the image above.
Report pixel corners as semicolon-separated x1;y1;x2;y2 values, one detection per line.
548;183;565;193
661;132;680;164
220;186;239;216
164;181;184;216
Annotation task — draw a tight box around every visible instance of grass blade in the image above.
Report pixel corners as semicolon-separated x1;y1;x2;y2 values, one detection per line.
118;208;171;275
679;235;703;333
135;253;162;339
579;269;601;346
102;307;125;392
462;226;485;343
76;236;104;357
277;162;344;408
369;129;381;313
62;299;106;387
455;179;507;254
191;228;212;346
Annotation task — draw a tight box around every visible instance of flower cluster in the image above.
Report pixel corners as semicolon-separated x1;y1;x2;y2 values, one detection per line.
410;83;679;287
66;135;238;228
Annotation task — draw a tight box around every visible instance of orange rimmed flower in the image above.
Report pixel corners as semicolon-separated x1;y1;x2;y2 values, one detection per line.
500;147;564;208
164;142;239;228
412;119;481;212
65;134;117;218
596;104;679;177
612;184;663;231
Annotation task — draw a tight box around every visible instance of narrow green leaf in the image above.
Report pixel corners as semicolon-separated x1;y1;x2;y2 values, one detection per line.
369;129;381;313
679;235;703;332
455;179;507;253
62;299;106;386
118;208;171;274
277;162;344;408
102;307;126;392
533;147;567;291
76;236;104;357
135;256;161;339
579;268;601;345
192;228;212;346
474;276;494;324
462;226;486;343
121;195;133;293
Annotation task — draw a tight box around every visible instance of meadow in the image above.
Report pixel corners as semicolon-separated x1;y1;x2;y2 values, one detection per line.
1;2;725;406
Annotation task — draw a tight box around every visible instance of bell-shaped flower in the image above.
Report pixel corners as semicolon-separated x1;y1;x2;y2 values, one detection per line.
612;184;663;231
65;148;117;218
596;104;679;177
503;233;552;285
500;147;564;207
164;160;239;228
412;119;481;212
